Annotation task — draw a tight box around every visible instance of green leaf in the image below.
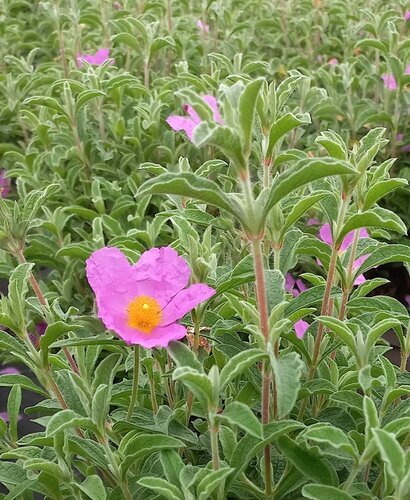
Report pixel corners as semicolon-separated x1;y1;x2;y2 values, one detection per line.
316;317;357;360
336;208;407;246
46;410;96;436
363;179;407;210
302;484;355;500
7;385;21;443
172;367;213;405
0;374;47;396
281;191;329;236
277;435;338;486
160;450;185;486
91;384;110;432
167;341;204;372
365;318;401;353
193;123;247;172
266;112;311;159
219;401;262;439
219;348;267;390
0;461;27;486
23;96;66;115
238;78;264;156
301;423;358;459
111;32;139;51
40;321;82;366
373;429;405;485
150;36;175;57
263;157;354;217
355;244;410;275
138;477;183;500
271;352;303;418
8;262;34;330
137;173;242;217
75;90;106;115
79;475;107;500
196;467;233;500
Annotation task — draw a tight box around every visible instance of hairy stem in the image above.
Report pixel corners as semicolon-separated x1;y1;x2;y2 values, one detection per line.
126;345;140;420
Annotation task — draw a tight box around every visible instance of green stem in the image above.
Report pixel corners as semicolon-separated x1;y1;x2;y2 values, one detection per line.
126;345;140;421
342;463;360;491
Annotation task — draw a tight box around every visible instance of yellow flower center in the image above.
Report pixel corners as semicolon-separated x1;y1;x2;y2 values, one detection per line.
127;295;162;333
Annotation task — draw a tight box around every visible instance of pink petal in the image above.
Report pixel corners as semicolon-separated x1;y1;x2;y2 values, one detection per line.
203;95;223;124
404;295;410;307
319;223;333;246
285;273;296;293
397;133;404;142
407;65;410;76
354;274;366;285
382;74;397;90
0;367;20;375
328;58;338;65
184;104;201;124
353;254;369;269
405;11;410;21
307;217;320;226
133;247;191;300
0;169;10;198
401;144;410;153
296;279;307;293
294;319;309;339
166;115;197;141
161;284;215;325
120;322;187;348
196;19;210;33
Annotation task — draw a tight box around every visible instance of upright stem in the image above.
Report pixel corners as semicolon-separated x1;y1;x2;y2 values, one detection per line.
126;345;140;420
251;239;273;499
144;57;150;88
210;418;220;470
54;0;69;78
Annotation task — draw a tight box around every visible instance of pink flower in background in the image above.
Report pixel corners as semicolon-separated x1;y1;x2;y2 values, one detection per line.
0;411;22;423
0;367;20;375
401;144;410;153
382;74;397;90
196;20;210;33
406;64;410;75
328;58;338;65
86;247;215;348
285;274;307;297
405;11;410;21
0;169;10;198
307;217;320;226
397;133;404;142
166;95;222;142
294;319;309;338
77;48;114;67
319;223;369;284
113;1;122;9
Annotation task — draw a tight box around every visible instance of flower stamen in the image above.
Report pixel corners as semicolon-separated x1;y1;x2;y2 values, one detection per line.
127;295;162;333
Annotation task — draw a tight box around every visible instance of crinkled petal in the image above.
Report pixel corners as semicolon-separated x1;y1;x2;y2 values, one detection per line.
294;319;309;339
166;115;196;140
94;48;110;64
382;74;397;90
86;247;145;332
133;247;191;302
161;284;215;325
319;223;333;246
118;322;187;348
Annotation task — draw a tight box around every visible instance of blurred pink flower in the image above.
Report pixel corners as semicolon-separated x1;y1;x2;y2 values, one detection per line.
405;11;410;21
0;169;10;198
0;367;20;375
196;20;210;33
397;133;404;142
77;48;114;67
328;58;338;65
294;319;309;339
166;95;222;142
86;247;215;348
382;74;397;90
406;64;410;75
285;274;307;297
307;217;320;226
113;1;122;9
0;411;22;423
401;144;410;153
319;223;369;285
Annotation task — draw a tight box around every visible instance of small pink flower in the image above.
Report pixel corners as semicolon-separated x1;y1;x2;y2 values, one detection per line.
285;274;307;297
0;169;10;198
86;247;215;348
113;1;121;9
328;58;338;65
77;48;114;68
405;295;410;308
166;95;223;142
406;64;410;75
405;11;410;21
0;411;22;423
397;133;404;142
382;74;397;90
307;217;320;226
401;144;410;153
196;19;210;33
294;319;309;339
318;223;369;285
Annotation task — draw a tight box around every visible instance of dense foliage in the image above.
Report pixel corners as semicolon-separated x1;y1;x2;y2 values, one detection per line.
0;0;410;499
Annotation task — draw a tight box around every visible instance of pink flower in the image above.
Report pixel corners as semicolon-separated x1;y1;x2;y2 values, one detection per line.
166;95;223;142
285;274;307;297
401;144;410;153
328;58;338;65
405;11;410;21
113;1;121;9
382;74;397;90
307;217;320;226
319;223;369;284
397;133;404;142
77;48;114;68
0;411;22;423
196;20;210;33
0;169;10;198
0;367;20;375
294;319;309;339
406;64;410;75
86;247;215;348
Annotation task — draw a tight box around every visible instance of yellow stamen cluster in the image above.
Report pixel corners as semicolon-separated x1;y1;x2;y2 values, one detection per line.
127;295;162;333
